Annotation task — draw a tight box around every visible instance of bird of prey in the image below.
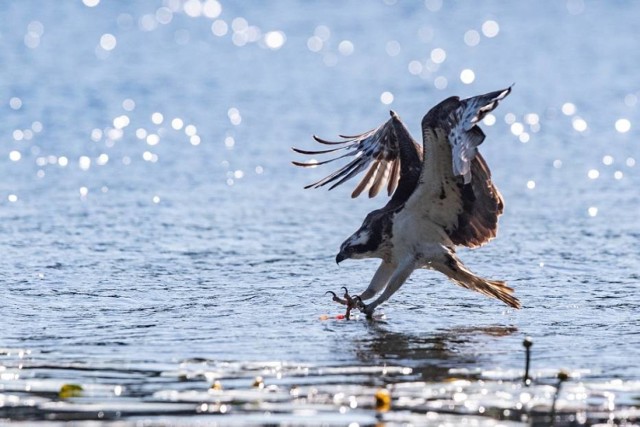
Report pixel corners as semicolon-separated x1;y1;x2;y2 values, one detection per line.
292;87;520;319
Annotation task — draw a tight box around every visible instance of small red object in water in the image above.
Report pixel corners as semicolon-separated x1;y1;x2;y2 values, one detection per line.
335;314;345;319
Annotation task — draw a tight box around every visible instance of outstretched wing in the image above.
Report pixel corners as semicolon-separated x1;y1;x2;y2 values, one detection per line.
450;86;512;184
407;86;511;248
292;111;422;199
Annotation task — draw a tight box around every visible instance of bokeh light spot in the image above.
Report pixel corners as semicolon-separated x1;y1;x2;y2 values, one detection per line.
264;31;286;49
386;40;401;56
211;19;228;36
136;128;148;139
96;153;109;166
483;114;496;126
185;125;197;136
408;60;423;75
380;91;394;105
122;99;135;111
13;130;24;141
434;76;448;90
314;25;330;41
430;48;446;64
228;108;242;125
9;97;22;110
510;122;524;136
504;113;516;124
460;69;475;84
79;156;91;171
113;115;130;129
100;33;117;51
155;7;173;25
572;117;588;132
307;36;323;52
146;134;160;146
481;20;500;37
183;0;203;17
561;102;576;115
151;112;164;125
338;40;354;56
202;0;222;18
171;118;184;130
615;118;631;133
464;30;480;46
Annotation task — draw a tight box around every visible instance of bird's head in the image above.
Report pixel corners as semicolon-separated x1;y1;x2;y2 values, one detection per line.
336;212;385;264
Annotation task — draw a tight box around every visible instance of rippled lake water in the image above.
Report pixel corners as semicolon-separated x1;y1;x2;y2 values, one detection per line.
1;1;639;425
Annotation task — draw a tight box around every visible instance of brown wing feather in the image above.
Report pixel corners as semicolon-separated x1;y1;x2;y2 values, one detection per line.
351;160;380;198
448;153;504;248
293;111;422;200
368;160;390;198
387;158;400;196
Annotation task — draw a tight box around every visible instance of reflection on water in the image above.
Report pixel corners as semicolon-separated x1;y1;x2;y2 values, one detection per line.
352;324;519;381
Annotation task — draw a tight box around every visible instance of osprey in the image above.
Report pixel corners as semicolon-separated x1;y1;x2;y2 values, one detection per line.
293;87;520;319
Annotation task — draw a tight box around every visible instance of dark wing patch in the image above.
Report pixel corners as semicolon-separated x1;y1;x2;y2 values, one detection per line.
448;154;504;248
292;111;422;199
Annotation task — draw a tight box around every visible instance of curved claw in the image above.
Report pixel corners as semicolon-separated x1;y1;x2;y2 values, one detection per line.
326;290;348;305
341;286;349;295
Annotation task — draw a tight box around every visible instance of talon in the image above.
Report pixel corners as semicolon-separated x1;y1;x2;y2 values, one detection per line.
344;290;364;320
327;287;367;320
326;290;347;305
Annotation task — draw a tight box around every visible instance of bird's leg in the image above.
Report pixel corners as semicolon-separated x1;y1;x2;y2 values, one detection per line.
356;298;374;319
361;258;416;320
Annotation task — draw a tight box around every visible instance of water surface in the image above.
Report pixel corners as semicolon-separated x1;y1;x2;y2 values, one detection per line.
1;1;639;424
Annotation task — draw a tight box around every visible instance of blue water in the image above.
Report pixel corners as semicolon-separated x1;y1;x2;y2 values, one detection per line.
1;1;639;424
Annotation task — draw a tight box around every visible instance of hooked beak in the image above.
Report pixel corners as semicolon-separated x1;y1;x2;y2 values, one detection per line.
336;251;346;265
